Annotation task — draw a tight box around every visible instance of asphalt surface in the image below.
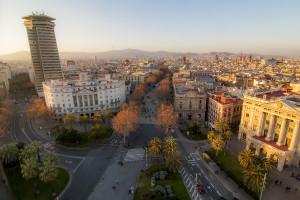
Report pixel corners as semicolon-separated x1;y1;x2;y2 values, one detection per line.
7;86;241;200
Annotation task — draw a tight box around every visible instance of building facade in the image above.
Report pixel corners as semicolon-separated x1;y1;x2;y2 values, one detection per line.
22;13;62;96
238;92;300;171
208;92;243;126
174;87;207;125
43;74;126;121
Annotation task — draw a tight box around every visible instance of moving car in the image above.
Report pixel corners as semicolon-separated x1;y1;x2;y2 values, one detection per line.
196;184;205;194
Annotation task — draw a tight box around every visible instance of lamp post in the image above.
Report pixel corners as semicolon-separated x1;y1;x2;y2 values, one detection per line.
259;173;267;200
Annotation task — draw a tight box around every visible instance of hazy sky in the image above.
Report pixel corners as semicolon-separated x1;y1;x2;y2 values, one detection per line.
1;0;300;57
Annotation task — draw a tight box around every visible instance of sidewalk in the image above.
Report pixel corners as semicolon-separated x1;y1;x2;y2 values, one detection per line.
88;161;145;200
196;148;253;200
0;165;15;200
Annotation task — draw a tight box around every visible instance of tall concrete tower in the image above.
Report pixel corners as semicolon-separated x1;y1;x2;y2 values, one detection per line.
22;13;62;96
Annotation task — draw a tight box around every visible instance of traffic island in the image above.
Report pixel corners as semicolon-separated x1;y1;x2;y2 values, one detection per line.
4;165;69;200
134;164;190;200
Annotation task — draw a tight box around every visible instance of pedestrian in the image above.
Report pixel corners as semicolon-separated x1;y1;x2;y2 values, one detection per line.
280;181;282;186
275;180;278;185
291;172;294;177
286;186;288;191
295;188;298;192
116;179;119;184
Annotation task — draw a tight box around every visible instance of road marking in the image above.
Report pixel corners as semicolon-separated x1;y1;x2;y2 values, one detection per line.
189;185;193;192
73;157;86;173
205;175;208;180
216;190;221;196
188;181;191;188
184;174;188;180
55;153;85;159
210;197;213;200
211;183;215;188
21;128;32;142
192;190;196;197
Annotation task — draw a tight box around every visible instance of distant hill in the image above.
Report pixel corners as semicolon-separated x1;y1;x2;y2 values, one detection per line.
0;49;198;61
0;49;287;61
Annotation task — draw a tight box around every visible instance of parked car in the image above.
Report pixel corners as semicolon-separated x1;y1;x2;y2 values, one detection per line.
196;184;205;194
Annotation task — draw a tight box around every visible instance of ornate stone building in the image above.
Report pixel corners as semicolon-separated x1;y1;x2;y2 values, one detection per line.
238;91;300;171
174;87;206;125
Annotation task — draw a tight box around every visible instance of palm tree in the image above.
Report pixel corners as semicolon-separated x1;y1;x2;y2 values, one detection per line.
238;150;255;169
211;135;225;157
19;145;36;163
39;161;58;196
103;110;114;128
63;114;77;128
163;137;176;158
0;143;19;166
166;149;182;173
50;123;62;139
30;141;44;163
79;115;90;132
21;157;40;194
242;166;265;193
93;113;102;125
215;118;229;135
148;137;163;159
187;122;204;135
256;155;273;174
221;130;233;149
88;124;104;140
43;152;59;165
207;130;216;142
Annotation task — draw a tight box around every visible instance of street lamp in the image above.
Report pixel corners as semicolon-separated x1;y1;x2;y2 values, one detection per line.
259;173;267;200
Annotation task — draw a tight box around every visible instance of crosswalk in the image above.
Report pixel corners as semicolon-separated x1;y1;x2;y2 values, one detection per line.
44;142;55;151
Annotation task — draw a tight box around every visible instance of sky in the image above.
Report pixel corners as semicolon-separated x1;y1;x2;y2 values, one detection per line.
1;0;300;57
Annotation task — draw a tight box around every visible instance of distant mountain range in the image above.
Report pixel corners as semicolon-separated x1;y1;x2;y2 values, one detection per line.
0;49;285;61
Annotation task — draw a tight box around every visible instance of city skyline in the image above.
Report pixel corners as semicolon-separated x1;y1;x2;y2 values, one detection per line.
1;0;300;57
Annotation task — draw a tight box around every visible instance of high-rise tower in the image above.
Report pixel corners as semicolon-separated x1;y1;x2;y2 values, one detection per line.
22;13;62;96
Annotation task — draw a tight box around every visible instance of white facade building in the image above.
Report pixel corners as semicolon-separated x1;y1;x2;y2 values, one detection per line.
43;74;126;121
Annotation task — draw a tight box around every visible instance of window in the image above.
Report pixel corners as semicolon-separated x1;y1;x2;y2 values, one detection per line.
188;115;192;120
179;113;182;118
246;113;250;117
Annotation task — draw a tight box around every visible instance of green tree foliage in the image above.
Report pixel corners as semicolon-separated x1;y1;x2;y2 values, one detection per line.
0;143;19;166
148;137;163;158
207;131;216;142
79;115;90;132
88;124;105;140
43;152;59;165
242;166;265;193
187;122;204;135
30;141;44;163
63;114;77;128
56;128;81;144
215;118;229;135
238;150;255;169
20;157;40;194
166;149;182;173
39;161;58;196
19;145;36;163
211;135;225;157
50;123;63;139
221;130;233;149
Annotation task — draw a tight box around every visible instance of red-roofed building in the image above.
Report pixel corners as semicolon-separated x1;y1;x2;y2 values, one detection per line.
207;92;243;125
